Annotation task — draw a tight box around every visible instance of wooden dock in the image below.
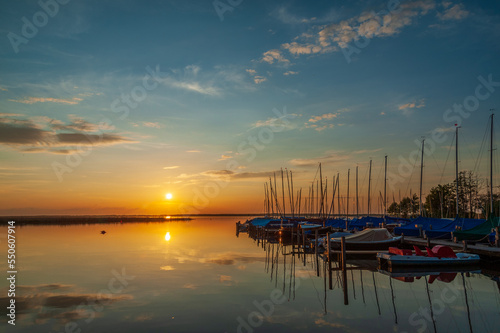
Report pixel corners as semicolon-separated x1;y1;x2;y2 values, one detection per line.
403;236;500;258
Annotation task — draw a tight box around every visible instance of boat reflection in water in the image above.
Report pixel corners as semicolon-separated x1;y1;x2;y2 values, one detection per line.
256;231;500;333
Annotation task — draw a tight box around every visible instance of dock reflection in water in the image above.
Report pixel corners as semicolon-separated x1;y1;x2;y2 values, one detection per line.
1;216;499;332
254;225;500;333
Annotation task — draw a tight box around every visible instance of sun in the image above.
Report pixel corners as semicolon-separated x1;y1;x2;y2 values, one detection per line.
165;193;173;200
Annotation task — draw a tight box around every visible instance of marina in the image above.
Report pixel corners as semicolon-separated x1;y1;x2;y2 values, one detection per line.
2;216;500;333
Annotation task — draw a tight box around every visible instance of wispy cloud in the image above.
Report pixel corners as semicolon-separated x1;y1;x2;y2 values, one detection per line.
273;6;317;25
0;86;8;91
252;113;299;131
163;166;180;170
283;71;299;76
164;79;220;96
304;108;349;131
161;65;221;96
261;49;290;64
141;121;163;129
438;3;469;21
246;68;267;84
218;154;232;161
398;100;425;110
177;169;280;184
253;76;267;84
308;112;339;123
186;150;201;153
8;96;83;105
398;99;426;115
290;148;381;167
272;6;339;25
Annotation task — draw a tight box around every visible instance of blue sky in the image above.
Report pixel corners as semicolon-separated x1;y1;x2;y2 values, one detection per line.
1;0;500;214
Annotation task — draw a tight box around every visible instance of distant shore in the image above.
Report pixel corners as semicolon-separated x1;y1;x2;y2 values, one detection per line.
0;214;261;225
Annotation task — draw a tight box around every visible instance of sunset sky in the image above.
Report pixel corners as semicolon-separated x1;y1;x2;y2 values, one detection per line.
1;0;500;215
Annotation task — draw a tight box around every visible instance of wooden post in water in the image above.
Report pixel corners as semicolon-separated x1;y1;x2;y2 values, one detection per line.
315;229;319;277
302;229;306;266
341;236;348;305
341;236;346;271
496;227;499;248
327;232;332;290
297;227;301;259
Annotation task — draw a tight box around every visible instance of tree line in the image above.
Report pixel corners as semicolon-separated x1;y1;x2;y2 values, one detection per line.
387;170;500;219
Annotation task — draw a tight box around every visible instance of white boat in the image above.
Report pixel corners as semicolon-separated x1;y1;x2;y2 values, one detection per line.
321;228;402;251
377;245;480;268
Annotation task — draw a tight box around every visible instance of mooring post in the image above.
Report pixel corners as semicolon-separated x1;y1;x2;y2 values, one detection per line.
341;236;346;271
495;227;499;248
297;227;301;259
401;233;405;245
327;232;332;290
315;229;319;277
341;236;348;305
302;229;306;266
427;238;431;249
463;240;468;252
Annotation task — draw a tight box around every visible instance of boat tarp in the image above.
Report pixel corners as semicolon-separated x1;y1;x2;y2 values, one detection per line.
334;228;395;242
385;216;411;225
325;218;347;229
348;216;385;230
393;216;452;237
425;218;485;239
249;218;280;227
453;215;500;241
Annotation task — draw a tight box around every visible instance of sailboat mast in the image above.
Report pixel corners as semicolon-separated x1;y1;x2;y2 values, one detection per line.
347;169;350;220
419;139;425;216
368;159;372;216
490;112;494;216
356;166;359;217
319;163;324;218
264;183;268;216
290;171;295;218
281;168;286;219
456;126;460;217
337;173;340;217
384;156;387;217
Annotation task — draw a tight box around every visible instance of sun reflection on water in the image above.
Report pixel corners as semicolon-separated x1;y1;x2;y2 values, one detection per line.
165;232;171;241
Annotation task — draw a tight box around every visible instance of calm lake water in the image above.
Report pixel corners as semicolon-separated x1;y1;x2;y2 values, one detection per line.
1;216;500;332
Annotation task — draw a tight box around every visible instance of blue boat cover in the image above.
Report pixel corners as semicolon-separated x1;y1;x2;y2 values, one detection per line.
324;218;347;229
453;215;500;242
425;218;485;239
348;216;385;231
393;216;453;237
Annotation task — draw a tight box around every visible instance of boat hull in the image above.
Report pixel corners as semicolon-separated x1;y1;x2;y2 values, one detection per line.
377;252;480;268
329;237;402;251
